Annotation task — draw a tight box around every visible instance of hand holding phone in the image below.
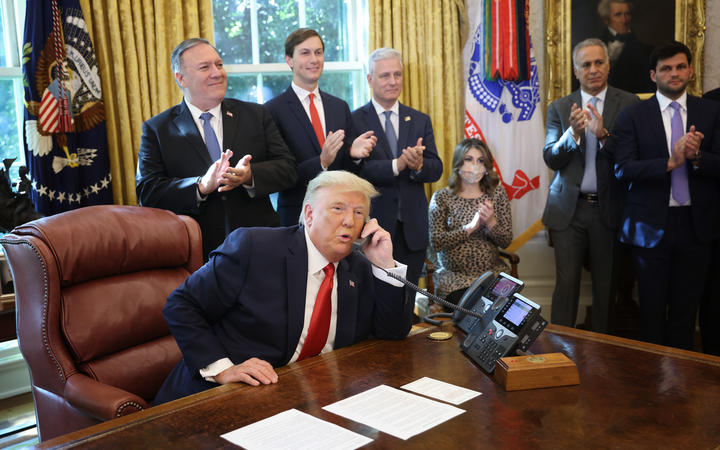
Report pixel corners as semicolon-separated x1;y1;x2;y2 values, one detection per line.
355;218;395;269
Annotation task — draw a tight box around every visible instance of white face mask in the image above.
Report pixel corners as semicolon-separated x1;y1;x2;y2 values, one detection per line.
459;165;484;184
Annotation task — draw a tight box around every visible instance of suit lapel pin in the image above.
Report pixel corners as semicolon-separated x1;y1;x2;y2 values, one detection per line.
404;116;411;122
226;111;233;117
349;280;355;288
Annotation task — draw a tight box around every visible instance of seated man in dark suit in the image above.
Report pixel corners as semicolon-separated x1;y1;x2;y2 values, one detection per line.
137;38;297;260
614;41;720;349
154;170;413;404
265;28;376;226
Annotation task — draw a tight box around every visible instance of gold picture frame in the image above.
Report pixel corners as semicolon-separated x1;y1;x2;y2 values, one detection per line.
544;0;706;104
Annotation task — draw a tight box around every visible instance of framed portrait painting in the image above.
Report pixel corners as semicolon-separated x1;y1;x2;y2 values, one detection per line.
544;0;706;104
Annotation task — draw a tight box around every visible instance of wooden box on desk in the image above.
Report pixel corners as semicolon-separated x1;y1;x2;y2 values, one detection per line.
494;352;579;391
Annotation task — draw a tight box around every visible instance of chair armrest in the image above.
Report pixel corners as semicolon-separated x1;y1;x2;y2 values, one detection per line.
498;249;520;265
64;373;149;421
498;250;520;278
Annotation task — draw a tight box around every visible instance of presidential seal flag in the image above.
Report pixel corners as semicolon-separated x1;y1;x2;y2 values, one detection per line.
22;0;112;215
463;0;548;251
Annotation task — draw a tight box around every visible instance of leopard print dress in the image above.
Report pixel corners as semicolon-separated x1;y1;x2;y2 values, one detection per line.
428;185;513;299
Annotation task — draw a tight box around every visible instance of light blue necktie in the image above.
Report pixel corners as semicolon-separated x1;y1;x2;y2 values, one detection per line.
580;96;598;194
383;110;398;157
200;112;222;161
669;101;689;204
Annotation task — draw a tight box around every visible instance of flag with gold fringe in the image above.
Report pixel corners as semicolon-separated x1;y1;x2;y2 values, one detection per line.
464;0;547;251
22;0;112;215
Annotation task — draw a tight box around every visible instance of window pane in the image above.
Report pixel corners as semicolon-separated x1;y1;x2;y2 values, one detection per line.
261;74;293;100
0;79;21;180
0;7;6;66
318;72;355;108
227;74;259;102
258;1;299;63
227;73;293;103
305;0;347;61
213;0;252;64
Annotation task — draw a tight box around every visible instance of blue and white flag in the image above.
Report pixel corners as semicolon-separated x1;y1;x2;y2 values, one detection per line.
463;0;548;249
22;0;112;215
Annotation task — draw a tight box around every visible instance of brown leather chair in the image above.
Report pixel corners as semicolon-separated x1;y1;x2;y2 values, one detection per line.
0;205;203;441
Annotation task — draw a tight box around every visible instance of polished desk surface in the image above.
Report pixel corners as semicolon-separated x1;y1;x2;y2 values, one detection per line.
39;324;720;449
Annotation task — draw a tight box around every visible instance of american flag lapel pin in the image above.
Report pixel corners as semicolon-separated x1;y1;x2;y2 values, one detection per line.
404;116;411;122
349;280;355;288
226;111;233;117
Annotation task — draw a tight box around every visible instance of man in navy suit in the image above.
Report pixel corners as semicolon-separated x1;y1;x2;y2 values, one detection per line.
154;170;413;404
351;48;443;294
137;38;296;260
614;41;720;349
265;28;377;226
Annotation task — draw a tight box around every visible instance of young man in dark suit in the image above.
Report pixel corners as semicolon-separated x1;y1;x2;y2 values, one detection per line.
542;38;638;334
265;28;377;226
614;41;720;349
136;38;296;260
154;170;412;404
352;48;443;295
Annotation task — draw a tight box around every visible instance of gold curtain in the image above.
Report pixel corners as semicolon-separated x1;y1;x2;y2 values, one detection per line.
369;0;467;195
79;0;214;206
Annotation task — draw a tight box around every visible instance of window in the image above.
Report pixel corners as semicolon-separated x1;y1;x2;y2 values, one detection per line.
0;0;25;183
212;0;369;109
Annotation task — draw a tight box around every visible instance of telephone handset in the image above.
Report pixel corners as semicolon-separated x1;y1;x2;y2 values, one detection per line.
454;272;524;334
460;293;548;372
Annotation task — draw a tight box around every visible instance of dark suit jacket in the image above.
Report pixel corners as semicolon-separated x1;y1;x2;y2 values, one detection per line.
614;94;720;248
136;98;297;259
352;102;443;251
542;86;638;230
600;30;654;94
154;225;413;403
265;87;360;225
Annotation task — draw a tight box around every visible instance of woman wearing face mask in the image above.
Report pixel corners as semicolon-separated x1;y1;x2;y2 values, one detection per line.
428;138;513;306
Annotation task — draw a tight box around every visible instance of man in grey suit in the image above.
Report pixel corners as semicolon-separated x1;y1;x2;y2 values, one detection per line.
542;38;638;333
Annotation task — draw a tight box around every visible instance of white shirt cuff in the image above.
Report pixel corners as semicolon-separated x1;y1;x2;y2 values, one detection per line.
199;357;234;383
372;261;407;287
243;177;256;197
392;159;399;176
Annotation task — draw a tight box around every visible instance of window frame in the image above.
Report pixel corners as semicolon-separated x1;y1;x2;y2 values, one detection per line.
0;0;27;173
216;0;370;108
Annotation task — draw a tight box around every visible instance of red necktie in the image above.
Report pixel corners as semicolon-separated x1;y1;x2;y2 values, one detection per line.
298;263;334;361
308;93;325;147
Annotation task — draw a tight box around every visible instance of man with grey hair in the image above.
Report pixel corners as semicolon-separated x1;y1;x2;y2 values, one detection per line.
352;47;443;300
137;38;297;260
154;169;412;403
597;0;653;93
542;38;638;334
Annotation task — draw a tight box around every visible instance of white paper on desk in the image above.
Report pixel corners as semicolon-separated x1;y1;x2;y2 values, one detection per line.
401;376;482;405
322;384;465;440
220;408;372;450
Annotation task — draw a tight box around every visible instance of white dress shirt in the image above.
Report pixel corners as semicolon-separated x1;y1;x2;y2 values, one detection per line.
291;82;326;138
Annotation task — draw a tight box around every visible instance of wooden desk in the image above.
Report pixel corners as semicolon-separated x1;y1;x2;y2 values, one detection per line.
38;325;720;449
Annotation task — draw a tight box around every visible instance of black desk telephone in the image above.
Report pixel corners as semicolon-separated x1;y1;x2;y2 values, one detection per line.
356;250;548;374
453;272;547;372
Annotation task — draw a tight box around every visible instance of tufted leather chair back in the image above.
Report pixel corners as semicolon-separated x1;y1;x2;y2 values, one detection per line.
0;205;203;441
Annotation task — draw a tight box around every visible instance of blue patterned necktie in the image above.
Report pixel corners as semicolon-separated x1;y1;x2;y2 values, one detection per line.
669;101;689;204
200;112;222;161
580;96;598;193
383;110;398;157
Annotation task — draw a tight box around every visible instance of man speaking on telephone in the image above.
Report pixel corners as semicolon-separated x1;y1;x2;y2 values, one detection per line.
154;170;413;404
